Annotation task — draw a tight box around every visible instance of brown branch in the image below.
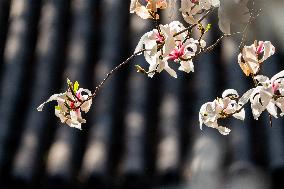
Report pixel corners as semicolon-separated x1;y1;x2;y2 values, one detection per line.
203;32;242;53
71;49;148;110
180;31;243;62
78;49;147;104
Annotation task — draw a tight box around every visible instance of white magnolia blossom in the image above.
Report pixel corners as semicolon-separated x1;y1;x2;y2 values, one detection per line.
135;21;205;78
199;102;231;135
199;70;284;134
250;71;284;120
238;41;275;76
180;0;220;24
135;22;177;77
37;82;92;130
130;0;168;19
199;89;247;135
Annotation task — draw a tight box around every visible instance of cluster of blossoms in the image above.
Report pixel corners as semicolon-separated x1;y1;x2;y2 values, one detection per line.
135;21;206;78
37;0;284;135
132;0;252;78
37;79;92;130
199;89;251;135
250;71;284;120
199;41;280;135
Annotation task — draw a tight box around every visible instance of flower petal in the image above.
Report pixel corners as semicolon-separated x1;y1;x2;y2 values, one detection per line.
267;101;278;118
178;60;194;73
239;88;254;106
217;126;231;135
37;93;65;111
233;108;245;121
222;89;239;99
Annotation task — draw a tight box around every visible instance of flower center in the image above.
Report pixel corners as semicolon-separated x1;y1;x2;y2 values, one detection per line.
155;33;165;43
69;91;82;111
256;42;264;54
168;42;186;62
272;81;280;94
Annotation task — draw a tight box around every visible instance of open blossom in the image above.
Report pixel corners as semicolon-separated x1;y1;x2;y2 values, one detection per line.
135;21;204;78
199;89;250;135
135;22;177;77
238;41;275;76
130;0;168;19
250;71;284;120
180;0;220;24
37;80;92;130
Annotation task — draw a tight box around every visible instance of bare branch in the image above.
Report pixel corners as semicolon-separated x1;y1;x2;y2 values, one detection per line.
91;49;148;98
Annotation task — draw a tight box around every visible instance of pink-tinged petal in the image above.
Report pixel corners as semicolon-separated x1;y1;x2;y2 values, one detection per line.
191;0;199;3
167;42;186;61
272;81;280;93
256;41;264;54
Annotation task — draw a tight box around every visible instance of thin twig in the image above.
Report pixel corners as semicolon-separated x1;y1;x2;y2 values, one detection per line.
91;49;148;99
205;32;243;53
173;8;215;37
269;114;273;127
238;5;262;51
238;17;252;51
182;31;243;62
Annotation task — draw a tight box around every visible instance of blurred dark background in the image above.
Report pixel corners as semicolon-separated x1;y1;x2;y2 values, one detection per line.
0;0;283;188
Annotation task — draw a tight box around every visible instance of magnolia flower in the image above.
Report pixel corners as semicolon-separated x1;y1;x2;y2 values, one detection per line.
37;80;92;130
218;0;250;34
135;21;204;78
250;71;284;120
135;21;178;77
130;0;168;19
199;89;250;135
134;23;177;77
199;101;232;135
238;41;275;76
180;0;220;24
